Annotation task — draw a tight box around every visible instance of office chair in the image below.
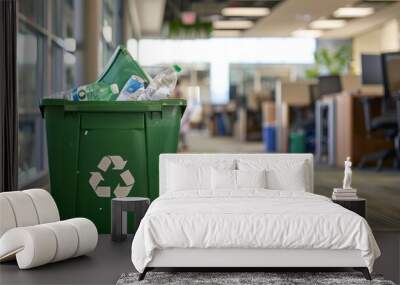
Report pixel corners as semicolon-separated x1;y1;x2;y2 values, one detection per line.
395;92;400;165
358;96;398;170
359;51;400;170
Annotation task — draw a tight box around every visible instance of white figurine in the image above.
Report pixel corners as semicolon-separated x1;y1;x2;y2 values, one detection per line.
343;157;352;190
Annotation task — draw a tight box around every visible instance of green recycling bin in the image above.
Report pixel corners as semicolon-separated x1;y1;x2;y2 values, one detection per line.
41;99;186;233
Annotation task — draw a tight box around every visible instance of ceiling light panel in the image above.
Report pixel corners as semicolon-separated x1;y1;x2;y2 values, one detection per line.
292;29;322;38
221;7;270;17
310;19;346;29
333;7;374;18
212;30;242;37
213;20;254;29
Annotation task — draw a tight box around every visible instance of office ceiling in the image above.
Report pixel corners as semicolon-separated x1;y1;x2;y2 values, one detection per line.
244;0;359;36
132;0;400;39
164;0;283;23
245;0;400;38
322;1;400;39
127;0;166;37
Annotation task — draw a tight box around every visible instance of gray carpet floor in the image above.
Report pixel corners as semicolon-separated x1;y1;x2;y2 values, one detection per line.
117;271;395;285
0;235;135;285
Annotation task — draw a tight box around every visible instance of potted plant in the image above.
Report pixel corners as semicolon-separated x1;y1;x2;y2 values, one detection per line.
306;45;352;78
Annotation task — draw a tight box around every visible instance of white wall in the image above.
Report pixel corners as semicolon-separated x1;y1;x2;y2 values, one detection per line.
381;19;400;51
353;19;400;74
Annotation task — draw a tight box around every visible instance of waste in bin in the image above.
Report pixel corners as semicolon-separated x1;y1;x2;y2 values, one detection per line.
97;45;151;91
41;99;186;233
262;123;276;152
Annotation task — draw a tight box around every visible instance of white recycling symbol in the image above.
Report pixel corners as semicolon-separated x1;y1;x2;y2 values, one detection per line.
89;155;135;198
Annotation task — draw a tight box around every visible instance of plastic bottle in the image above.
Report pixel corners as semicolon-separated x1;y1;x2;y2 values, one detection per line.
116;75;145;101
70;82;120;101
139;65;181;101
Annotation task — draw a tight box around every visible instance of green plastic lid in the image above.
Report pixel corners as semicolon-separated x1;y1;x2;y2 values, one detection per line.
173;64;182;73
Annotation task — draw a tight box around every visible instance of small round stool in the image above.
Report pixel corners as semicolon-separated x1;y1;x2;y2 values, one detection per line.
111;197;150;242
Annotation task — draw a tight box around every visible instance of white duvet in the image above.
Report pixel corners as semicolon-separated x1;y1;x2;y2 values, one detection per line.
131;190;380;273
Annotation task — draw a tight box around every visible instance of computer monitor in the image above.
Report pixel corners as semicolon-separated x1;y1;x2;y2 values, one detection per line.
382;52;400;98
318;75;342;96
309;84;320;102
361;54;383;85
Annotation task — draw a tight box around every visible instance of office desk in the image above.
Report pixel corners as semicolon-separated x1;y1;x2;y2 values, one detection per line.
335;92;392;168
316;91;391;167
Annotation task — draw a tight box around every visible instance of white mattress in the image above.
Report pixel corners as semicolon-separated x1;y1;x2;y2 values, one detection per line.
131;190;380;273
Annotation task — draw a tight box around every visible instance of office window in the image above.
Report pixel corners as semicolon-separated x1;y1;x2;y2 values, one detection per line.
102;0;116;66
17;0;77;187
51;43;64;93
101;0;122;66
52;0;74;38
51;0;76;92
17;22;47;186
64;51;76;90
64;0;75;39
52;0;63;37
19;0;46;26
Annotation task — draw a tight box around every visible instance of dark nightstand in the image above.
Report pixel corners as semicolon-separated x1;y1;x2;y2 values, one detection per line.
332;198;366;218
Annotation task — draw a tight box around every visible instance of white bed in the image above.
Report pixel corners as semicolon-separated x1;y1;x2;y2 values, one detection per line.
131;154;380;280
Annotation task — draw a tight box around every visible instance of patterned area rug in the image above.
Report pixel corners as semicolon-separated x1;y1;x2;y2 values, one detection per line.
117;272;395;285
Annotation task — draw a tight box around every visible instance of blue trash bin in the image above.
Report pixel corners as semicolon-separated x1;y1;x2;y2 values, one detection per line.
262;123;276;152
216;113;226;135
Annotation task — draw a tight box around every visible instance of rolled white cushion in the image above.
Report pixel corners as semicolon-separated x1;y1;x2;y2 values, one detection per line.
23;189;60;223
0;226;57;269
64;218;98;257
0;219;97;269
42;221;79;262
0;192;39;227
0;196;17;237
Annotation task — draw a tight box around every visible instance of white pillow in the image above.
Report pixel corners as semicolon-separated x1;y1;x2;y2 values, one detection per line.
237;159;309;191
211;169;268;191
167;163;210;191
166;160;236;192
236;169;267;189
211;168;236;190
